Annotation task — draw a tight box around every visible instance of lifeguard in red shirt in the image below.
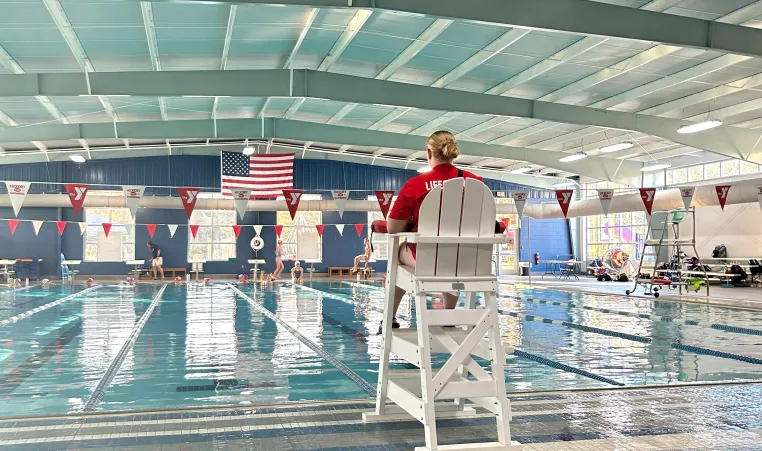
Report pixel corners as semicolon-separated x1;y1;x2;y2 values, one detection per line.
381;130;481;333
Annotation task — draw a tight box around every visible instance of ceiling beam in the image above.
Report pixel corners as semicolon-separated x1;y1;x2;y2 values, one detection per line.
140;2;167;121
212;4;238;120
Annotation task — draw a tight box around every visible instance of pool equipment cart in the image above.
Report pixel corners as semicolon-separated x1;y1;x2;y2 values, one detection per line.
364;178;521;451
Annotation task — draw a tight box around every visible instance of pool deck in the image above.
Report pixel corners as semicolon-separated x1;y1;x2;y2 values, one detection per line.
1;383;760;450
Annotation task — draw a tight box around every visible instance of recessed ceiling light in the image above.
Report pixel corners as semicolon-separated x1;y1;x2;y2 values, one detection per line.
558;152;587;162
600;142;634;153
678;120;722;134
510;167;532;174
70;155;86;163
641;163;671;172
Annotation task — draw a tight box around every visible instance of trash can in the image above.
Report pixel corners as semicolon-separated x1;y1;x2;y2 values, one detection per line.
519;262;530;276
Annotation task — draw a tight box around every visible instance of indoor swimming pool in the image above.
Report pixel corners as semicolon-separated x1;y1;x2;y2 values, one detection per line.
0;281;761;417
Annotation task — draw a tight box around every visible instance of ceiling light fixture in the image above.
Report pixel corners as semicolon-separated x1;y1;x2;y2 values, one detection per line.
243;145;256;156
69;155;86;163
558;152;587;162
510;167;532;174
640;163;671;172
678;120;722;134
417;166;432;173
599;142;634;153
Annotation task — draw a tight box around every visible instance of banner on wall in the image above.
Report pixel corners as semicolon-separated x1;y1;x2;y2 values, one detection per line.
56;221;66;235
189;224;199;239
315;224;325;237
639;188;656;215
177;187;200;219
32;220;43;236
231;189;251;220
79;222;88;235
555;189;573;217
146;224;157;238
597;189;614;215
122;186;145;218
375;190;395;219
512;191;528;217
355;224;364;237
253;225;263;236
168;224;178;238
102;223;112;238
282;189;303;220
680;187;695;210
715;185;731;210
274;225;283;238
331;190;350;218
65;183;89;215
5;181;31;217
232;225;242;240
8;219;18;235
335;224;345;236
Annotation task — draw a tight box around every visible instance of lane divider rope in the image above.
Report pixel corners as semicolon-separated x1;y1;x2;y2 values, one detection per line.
0;286;98;327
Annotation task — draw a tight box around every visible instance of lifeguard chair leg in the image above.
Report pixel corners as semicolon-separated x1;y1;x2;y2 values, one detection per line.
415;291;438;450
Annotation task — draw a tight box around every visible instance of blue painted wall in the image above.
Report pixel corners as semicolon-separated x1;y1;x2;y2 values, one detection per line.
519;217;573;273
0;156;570;276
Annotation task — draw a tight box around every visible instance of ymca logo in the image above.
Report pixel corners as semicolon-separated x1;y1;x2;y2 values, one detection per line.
599;192;611;200
71;186;87;201
127;189;140;198
513;193;526;201
333;190;348;199
10;185;24;194
381;192;393;205
681;189;692;197
288;192;301;205
717;186;729;199
560;191;572;204
184;190;198;204
641;190;654;202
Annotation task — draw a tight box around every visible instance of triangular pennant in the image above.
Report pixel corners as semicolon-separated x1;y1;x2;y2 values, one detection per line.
254;225;263;236
555;189;573;217
639;188;656;216
56;221;67;235
231;189;251;220
354;223;364;237
315;224;325;237
331;190;350;218
512;191;528;217
274;225;284;238
232;224;242;239
680;187;695;210
336;224;345;236
715;185;731;210
65;183;89;215
146;224;157;238
124;224;135;236
168;224;178;238
189;224;199;239
8;219;18;235
102;223;112;237
79;222;88;235
282;189;303;220
375;190;395;219
5;181;32;217
122;186;145;218
597;189;614;215
177;187;201;219
32;220;43;236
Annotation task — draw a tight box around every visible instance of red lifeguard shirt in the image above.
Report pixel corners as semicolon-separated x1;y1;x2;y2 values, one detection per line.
389;164;482;237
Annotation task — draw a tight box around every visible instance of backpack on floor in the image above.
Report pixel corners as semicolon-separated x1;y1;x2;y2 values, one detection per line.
712;244;727;258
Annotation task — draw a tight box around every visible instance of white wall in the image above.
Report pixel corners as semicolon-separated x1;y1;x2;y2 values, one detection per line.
681;202;762;258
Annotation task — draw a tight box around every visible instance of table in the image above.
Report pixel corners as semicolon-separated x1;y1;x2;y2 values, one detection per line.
0;259;15;284
62;260;81;283
248;259;266;281
304;259;321;281
542;260;583;280
126;260;144;279
189;259;206;281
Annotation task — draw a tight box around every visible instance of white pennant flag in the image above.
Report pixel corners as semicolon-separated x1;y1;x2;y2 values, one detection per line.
335;224;345;236
231;189;251;220
331;190;350;218
79;222;88;235
253;225;263;236
511;191;528;217
32;220;43;236
597;189;615;215
168;224;178;238
124;224;135;236
5;181;32;217
680;186;696;210
122;186;145;218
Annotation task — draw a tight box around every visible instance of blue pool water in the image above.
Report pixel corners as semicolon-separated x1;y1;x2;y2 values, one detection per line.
0;281;761;417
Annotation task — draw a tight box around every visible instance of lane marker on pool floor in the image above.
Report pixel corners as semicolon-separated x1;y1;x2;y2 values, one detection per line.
84;284;167;412
0;286;98;328
231;284;376;397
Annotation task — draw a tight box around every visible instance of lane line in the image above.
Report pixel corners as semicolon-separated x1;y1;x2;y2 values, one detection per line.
0;286;97;327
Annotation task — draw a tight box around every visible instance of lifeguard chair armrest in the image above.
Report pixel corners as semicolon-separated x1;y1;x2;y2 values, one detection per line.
392;233;507;245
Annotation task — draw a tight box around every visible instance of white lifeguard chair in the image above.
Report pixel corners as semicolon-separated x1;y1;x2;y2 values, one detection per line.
363;178;521;451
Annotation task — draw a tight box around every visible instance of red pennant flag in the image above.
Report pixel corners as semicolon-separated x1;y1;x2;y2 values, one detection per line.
274;225;283;237
355;223;364;237
65;183;89;215
315;224;325;237
282;189;303;220
56;221;67;235
146;224;157;238
232;225;242;239
375;190;395;219
715;185;731;210
189;224;199;239
177;187;200;219
639;188;656;215
555;189;573;217
7;219;18;235
102;223;112;237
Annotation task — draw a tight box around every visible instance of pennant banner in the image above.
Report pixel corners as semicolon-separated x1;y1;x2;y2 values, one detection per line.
231;189;251;220
597;189;614;215
315;224;325;237
168;224;178;238
146;224;157;238
177;187;200;219
639;188;656;216
274;225;283;238
282;189;303;220
122;186;145;218
512;191;528;217
555;189;573;217
375;190;395;219
680;187;695;211
336;224;345;236
32;220;43;236
189;224;199;239
254;225;263;236
65;183;89;215
715;185;731;211
232;225;242;240
355;223;364;237
5;181;31;217
56;221;66;235
331;190;350;219
79;222;88;235
102;223;112;237
8;219;18;235
125;224;135;236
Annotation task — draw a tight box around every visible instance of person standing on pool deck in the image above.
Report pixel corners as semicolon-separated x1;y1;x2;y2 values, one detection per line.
381;130;481;333
147;240;164;280
272;240;285;279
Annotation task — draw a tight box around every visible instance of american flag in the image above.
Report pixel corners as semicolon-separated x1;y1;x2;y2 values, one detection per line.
221;151;295;198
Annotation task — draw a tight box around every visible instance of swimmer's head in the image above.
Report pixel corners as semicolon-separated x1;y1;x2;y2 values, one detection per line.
426;130;459;165
295;261;300;267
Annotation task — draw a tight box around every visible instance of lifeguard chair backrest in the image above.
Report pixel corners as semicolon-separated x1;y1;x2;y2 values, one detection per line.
415;178;497;278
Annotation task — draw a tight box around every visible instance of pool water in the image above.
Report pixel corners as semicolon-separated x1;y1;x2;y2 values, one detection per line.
0;281;761;417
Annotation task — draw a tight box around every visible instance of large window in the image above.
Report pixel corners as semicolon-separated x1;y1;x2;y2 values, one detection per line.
584;182;649;264
188;210;236;262
276;194;322;261
84;207;135;262
667;159;760;187
367;195;398;260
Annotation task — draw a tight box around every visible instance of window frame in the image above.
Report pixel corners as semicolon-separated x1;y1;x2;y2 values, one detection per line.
83;207;135;262
276;194;323;261
187;210;237;262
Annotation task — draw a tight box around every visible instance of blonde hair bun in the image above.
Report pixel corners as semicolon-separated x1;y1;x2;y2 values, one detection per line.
427;130;460;161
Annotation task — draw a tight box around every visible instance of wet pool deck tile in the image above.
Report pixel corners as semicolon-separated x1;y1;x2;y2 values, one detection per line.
0;383;761;450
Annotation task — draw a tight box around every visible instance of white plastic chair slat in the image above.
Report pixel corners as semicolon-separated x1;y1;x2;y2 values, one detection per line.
415;185;441;278
435;179;464;277
476;184;497;275
457;179;484;277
